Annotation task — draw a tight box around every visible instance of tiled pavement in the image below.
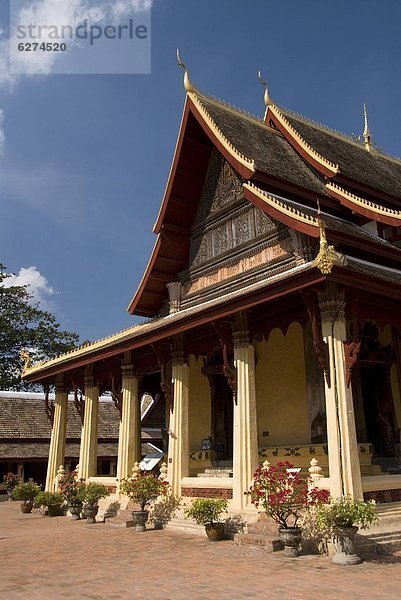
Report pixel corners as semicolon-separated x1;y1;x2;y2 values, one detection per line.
1;501;401;599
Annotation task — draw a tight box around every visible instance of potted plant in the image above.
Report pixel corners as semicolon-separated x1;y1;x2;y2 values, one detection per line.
247;461;329;557
81;482;111;523
3;473;21;500
120;473;169;531
316;496;379;565
11;481;41;513
59;472;86;519
35;491;64;517
184;498;228;541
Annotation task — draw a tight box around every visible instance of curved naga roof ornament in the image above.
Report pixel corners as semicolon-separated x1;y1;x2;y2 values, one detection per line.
175;50;255;175
313;201;346;275
176;49;197;93
258;70;274;108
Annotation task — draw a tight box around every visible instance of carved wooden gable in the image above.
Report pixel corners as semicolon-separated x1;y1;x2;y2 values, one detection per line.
180;150;296;305
195;150;244;222
189;150;289;270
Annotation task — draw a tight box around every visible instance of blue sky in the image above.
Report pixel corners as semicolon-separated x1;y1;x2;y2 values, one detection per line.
1;0;401;342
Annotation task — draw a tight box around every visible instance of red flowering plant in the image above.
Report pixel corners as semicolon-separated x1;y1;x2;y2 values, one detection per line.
3;473;21;492
246;461;329;529
120;472;170;511
59;472;86;507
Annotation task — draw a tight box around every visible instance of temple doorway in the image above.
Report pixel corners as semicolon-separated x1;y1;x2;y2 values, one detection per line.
359;322;399;457
360;363;398;456
210;373;233;461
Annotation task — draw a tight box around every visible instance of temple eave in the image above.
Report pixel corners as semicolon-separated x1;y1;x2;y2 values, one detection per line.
24;262;325;383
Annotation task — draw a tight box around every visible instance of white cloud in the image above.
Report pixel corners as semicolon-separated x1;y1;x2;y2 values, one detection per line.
4;266;55;310
6;0;153;78
111;0;153;18
0;109;5;155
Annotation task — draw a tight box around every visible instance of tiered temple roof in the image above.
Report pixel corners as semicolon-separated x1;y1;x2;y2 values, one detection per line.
22;66;401;384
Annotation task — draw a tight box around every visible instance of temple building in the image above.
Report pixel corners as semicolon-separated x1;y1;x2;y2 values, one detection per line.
23;59;401;515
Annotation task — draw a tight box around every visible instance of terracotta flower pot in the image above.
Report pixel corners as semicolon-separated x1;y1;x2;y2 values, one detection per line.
205;522;225;541
332;526;362;565
132;510;149;531
20;502;33;514
278;527;303;557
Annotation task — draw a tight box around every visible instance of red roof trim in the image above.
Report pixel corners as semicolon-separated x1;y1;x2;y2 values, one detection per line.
243;185;320;238
265;110;338;179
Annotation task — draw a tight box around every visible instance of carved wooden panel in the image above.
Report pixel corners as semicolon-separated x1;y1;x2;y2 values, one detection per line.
189;150;285;272
195;150;243;223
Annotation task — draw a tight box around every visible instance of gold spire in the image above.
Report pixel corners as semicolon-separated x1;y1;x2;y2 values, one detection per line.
313;200;346;275
363;102;372;151
258;70;273;108
20;348;31;373
176;49;197;93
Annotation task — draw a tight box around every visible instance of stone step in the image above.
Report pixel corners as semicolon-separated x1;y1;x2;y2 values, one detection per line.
233;513;282;552
234;533;283;552
166;509;247;539
104;509;135;528
204;467;233;473
97;495;122;522
247;521;280;536
197;469;233;478
165;517;207;536
377;509;401;516
372;457;401;474
356;530;401;558
376;505;401;516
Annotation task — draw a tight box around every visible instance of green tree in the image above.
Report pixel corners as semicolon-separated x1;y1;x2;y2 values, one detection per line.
0;263;79;390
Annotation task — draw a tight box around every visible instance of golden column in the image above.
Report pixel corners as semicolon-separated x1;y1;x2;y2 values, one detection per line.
232;311;259;510
167;340;189;497
45;375;68;491
319;284;363;499
78;365;99;480
116;354;141;487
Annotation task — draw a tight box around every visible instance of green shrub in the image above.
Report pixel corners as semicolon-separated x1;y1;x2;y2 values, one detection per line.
82;482;110;506
11;481;41;503
184;498;228;525
316;496;379;530
35;491;63;508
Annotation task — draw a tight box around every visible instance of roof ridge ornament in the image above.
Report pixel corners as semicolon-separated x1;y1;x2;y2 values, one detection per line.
258;70;273;108
313;200;346;275
176;49;197;93
363;102;372;152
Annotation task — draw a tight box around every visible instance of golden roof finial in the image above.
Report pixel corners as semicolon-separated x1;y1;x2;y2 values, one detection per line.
363;102;372;151
176;49;196;93
258;70;273;108
313;199;346;275
20;348;32;372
